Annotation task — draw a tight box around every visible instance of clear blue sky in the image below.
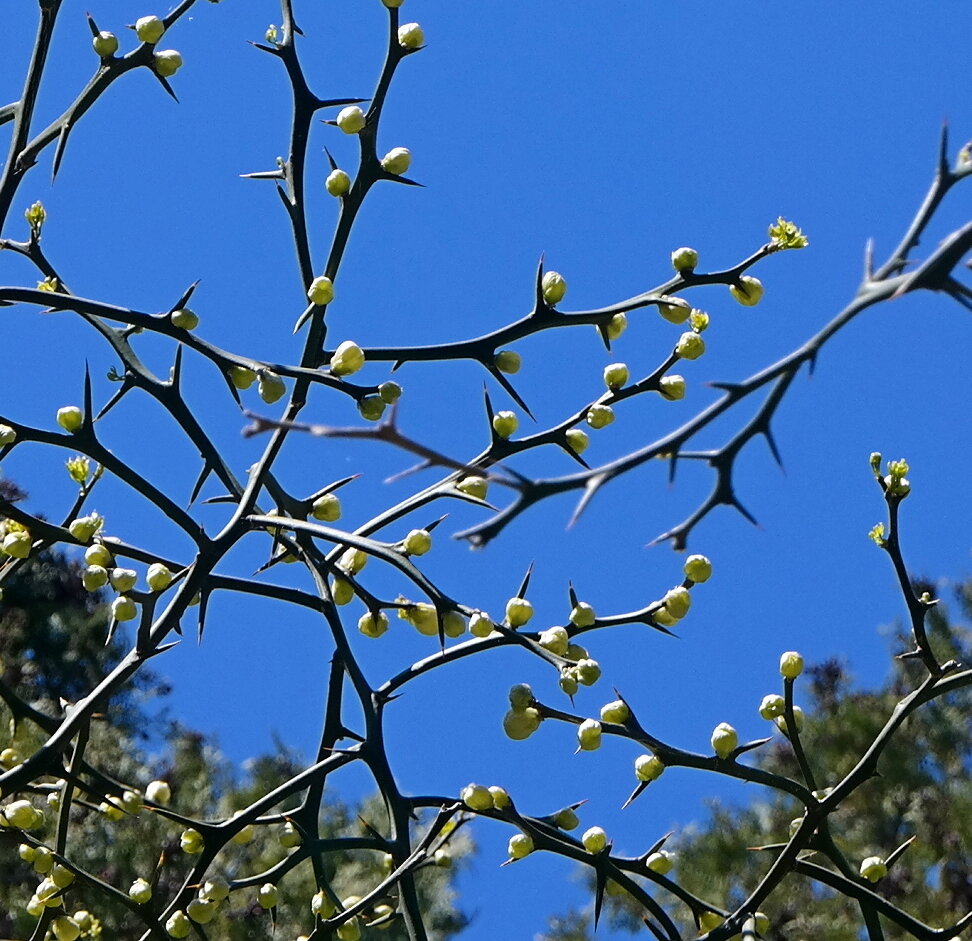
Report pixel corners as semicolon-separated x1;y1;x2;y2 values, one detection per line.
3;2;971;938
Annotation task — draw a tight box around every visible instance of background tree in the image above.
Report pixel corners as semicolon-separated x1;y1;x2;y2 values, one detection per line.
1;3;971;941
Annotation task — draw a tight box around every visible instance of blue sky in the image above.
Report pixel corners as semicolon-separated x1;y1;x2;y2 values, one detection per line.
3;2;972;938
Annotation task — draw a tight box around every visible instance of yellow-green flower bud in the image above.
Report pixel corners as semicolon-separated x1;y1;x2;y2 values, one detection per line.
32;846;54;872
774;705;804;735
457;476;488;499
180;827;204;854
311;493;341;522
604;312;627;340
508;832;534;859
442;610;466;638
566;428;590;454
187;899;216;924
397;22;425;49
711;722;738;759
577;718;602;750
279;821;301;847
559;668;579;696
758;694;785;719
689;309;710;332
166;911;191;939
66;456;91;484
657;298;691;324
93;31;118;56
2;530;31;558
541;270;567;304
663;586;691;619
307;275;334;306
381;147;412;175
311;890;336;918
586;404;615;429
51;864;75;889
502;706;541;740
859;856;887;882
403;528;432;555
330;340;365;377
683;554;712;582
84;543;113;567
337;919;362;941
634;754;664;782
768;218;808;250
145;562;174;592
52;917;81;941
339;547;368;574
146;780;171;804
779;650;804;679
494;350;521;374
326;168;351;196
699;911;724;933
538;626;569;656
129;878;152;904
358;611;389;638
646;850;673;874
671;247;699;272
509;683;533;710
565;642;588;661
657;375;686;401
582;826;607;853
489;785;511;809
729;276;764;306
468;611;494;637
111;596;138;622
153;49;183;78
492;410;518;438
110;567;138;592
0;748;22;768
603;363;629;390
229;365;256;389
755;912;770;935
570;602;596;627
505;596;533;627
3;800;43;829
170;307;197;330
378;381;402;403
600;700;629;724
0;424;16;445
69;513;103;542
675;331;705;360
358;395;386;421
552;807;579;829
57;406;83;433
135;15;165;44
576;658;601;686
258;371;286;404
382;0;405;7
331;577;354;605
18;843;36;862
406;602;439;636
462;783;493;811
336;106;366;134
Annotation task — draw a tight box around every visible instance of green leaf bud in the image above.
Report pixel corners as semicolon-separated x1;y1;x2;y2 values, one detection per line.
586;404;615;429
657;298;691;324
577;718;602;750
729;275;764;306
675;331;705;360
502;706;541;740
582;826;607;853
258;371;286;404
326;168;352;196
336;105;366;134
541;270;567;304
494;350;521;374
779;650;804;679
646;850;673;874
508;832;534;859
307;275;335;306
768;217;808;250
566;428;589;454
229;365;257;389
671;246;699;272
711;722;738;759
330;340;366;377
683;554;712;582
457;476;488;499
358;611;389;638
603;363;629;390
538;626;569;656
505;596;534;627
135;16;165;44
600;700;630;724
462;783;493;811
634;754;665;782
311;493;342;522
93;31;119;57
492;410;518;439
57;406;84;433
397;22;425;49
153;49;183;78
381;147;412;175
689;308;710;332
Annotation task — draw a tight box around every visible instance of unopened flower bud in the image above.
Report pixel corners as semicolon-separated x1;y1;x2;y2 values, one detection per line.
494;350;521;374
153;49;183;78
135;15;165;44
689;309;710;332
69;513;102;542
146;780;171;805
258;372;286;404
505;597;533;627
457;476;488;499
559;669;579;696
646;850;673;874
541;270;567;305
663;586;691;619
93;31;119;56
657;298;691;324
358;395;386;421
53;918;81;941
358;611;389;638
604;312;627;340
330;340;365;377
469;611;494;637
307;275;334;306
758;694;785;719
503;706;541;740
508;832;534;859
779;650;804;679
774;705;804;735
110;568;137;592
311;493;341;522
229;365;256;389
403;529;432;555
552;807;579;829
699;911;724;933
311;890;336;917
0;424;16;445
582;826;607;853
442;611;466;638
586;404;615;429
566;428;589;454
577;718;602;750
859;856;887;883
671;247;699;272
570;602;596;627
378;381;402;403
57;406;83;433
489;785;511;809
279;821;301;847
492;410;518;439
381;147;412;175
729;276;764;306
326;168;351;196
397;22;425;49
711;722;738;759
180;828;204;854
336;106;366;134
683;554;712;582
508;683;534;711
3;530;32;559
187;899;216;924
599;700;629;725
634;754;664;782
538;626;569;656
576;658;601;686
130;878;152;903
111;596;138;622
675;331;705;360
603;363;629;390
462;783;493;811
